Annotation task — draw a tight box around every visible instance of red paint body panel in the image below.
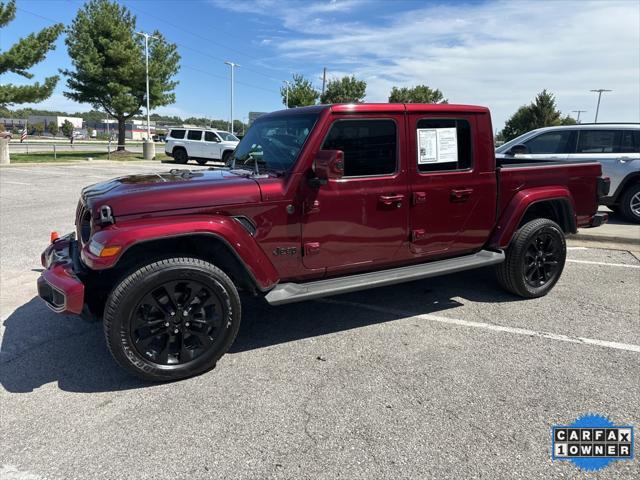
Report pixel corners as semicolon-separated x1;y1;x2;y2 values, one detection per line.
37;103;606;315
38;237;85;314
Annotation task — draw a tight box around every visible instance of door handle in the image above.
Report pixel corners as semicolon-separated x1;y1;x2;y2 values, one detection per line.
450;188;473;202
379;194;405;208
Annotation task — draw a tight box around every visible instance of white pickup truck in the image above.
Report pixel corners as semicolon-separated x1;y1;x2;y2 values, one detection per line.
165;127;239;165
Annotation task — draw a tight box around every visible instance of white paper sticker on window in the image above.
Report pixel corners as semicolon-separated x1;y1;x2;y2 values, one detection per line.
417;127;458;164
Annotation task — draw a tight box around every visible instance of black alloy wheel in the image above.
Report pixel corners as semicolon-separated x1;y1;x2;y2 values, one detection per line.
131;280;224;365
523;230;562;288
496;218;567;298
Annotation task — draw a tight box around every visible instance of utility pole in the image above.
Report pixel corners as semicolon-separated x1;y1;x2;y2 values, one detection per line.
136;32;158;141
571;110;587;123
283;80;290;108
321;67;327;97
590;89;612;123
225;61;240;134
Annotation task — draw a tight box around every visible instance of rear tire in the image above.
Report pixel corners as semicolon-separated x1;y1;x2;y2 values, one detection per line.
103;257;241;382
496;218;566;298
619;183;640;224
173;148;188;164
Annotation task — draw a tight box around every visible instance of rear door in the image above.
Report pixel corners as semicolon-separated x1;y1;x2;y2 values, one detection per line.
406;113;497;257
300;114;409;272
186;129;203;157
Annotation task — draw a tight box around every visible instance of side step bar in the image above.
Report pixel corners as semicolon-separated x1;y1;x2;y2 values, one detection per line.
265;249;504;306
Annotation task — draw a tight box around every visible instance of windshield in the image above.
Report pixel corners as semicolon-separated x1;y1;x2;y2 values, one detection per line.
217;131;239;142
231;113;319;172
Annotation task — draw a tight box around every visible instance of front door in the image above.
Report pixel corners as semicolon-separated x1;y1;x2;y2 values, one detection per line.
204;131;222;159
407;114;497;257
301;115;409;272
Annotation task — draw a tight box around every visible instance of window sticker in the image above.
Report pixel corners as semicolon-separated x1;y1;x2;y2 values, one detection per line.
417;127;458;164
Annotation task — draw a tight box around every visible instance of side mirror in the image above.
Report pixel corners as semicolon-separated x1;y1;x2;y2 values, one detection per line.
509;144;529;156
311;150;344;186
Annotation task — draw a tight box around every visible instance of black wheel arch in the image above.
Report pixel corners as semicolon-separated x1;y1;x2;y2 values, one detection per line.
517;198;577;235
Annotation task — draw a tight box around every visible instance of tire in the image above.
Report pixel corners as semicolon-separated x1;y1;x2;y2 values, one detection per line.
607;205;619;214
196;158;208;165
222;150;233;166
173;148;188;164
104;257;241;382
619;183;640;224
496;218;566;298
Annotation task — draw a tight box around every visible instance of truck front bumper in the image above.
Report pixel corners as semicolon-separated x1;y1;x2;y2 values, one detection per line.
37;233;85;315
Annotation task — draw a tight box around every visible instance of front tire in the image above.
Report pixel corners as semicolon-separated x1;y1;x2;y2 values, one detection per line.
104;257;241;382
496;218;566;298
222;150;233;166
619;183;640;223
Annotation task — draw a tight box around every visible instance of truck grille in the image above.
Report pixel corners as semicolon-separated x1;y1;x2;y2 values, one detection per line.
75;201;92;245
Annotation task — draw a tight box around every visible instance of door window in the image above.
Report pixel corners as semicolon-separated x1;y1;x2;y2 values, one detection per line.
416;118;471;172
321;119;396;177
169;129;185;139
619;130;640;153
187;130;203;141
576;130;618;153
525;130;575;154
204;131;219;142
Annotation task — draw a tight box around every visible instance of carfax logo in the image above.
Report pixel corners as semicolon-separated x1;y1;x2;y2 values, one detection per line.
552;414;634;471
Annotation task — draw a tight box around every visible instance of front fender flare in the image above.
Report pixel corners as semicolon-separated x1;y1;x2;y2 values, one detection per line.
81;215;279;291
489;187;576;249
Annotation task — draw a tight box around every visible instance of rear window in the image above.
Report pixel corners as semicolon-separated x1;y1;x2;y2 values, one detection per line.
187;130;203;141
169;129;185;139
416;118;472;172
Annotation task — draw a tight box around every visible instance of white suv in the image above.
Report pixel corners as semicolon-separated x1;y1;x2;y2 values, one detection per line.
165;128;239;165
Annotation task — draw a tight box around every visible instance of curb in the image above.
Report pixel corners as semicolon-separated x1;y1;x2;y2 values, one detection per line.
569;232;640;246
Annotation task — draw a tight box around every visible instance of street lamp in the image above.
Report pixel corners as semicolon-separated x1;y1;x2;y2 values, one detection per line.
571;110;587;123
136;32;159;141
590;89;612;123
225;61;240;134
283;80;291;108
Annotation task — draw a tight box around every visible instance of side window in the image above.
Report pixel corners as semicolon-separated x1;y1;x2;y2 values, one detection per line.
416;118;471;172
169;129;185;139
525;130;575;154
204;131;219;142
187;130;203;141
619;130;640;153
576;130;618;153
322;119;396;177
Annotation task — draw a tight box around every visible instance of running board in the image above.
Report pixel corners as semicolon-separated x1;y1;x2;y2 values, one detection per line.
265;249;504;306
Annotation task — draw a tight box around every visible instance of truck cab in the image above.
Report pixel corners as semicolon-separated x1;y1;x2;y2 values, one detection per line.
38;104;608;382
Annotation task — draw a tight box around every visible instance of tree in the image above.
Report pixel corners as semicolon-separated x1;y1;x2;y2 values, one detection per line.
0;1;64;106
31;122;45;136
320;75;366;104
500;90;575;141
61;119;74;139
62;0;180;150
48;121;59;136
281;74;319;107
388;85;447;104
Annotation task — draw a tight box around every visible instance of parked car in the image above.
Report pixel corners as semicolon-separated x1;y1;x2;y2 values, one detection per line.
496;124;640;223
38;103;608;382
1;131;11;140
164;127;239;165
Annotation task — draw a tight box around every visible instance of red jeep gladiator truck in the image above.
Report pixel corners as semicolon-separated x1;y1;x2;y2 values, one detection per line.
37;103;609;381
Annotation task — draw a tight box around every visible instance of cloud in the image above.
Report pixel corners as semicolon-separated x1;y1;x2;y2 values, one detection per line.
214;0;640;129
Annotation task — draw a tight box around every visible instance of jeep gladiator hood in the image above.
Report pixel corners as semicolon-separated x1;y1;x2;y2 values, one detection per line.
81;169;261;217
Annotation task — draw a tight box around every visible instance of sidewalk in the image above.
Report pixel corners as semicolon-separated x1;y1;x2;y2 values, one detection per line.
569;208;640;251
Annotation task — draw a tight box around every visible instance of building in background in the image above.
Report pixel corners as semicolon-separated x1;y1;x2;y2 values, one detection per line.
85;119;157;140
28;115;83;130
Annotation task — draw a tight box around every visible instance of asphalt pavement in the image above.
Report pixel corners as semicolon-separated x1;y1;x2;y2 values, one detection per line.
1;161;639;479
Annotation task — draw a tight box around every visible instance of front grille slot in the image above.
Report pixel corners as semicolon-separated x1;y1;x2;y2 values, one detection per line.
75;201;91;246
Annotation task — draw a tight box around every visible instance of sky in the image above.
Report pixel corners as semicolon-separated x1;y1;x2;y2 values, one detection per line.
1;0;639;130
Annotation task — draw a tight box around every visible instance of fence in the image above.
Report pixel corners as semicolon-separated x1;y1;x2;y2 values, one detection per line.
7;140;164;161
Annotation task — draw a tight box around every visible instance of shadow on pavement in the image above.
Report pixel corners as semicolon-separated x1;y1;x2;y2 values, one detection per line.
1;267;520;393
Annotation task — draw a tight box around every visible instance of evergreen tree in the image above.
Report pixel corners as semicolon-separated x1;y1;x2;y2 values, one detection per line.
63;0;180;150
0;0;64;106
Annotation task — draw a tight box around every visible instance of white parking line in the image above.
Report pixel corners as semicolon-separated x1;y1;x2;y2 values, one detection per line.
0;181;30;185
317;298;640;353
566;259;640;269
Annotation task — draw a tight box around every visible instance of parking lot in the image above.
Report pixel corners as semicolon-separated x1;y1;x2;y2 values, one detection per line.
1;162;639;479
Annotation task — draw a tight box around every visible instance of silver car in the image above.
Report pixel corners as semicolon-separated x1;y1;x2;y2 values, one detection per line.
496;124;640;223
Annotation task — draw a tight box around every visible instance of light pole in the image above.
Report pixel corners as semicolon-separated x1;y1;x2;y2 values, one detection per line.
137;32;159;141
590;89;612;123
225;61;240;134
283;80;291;108
571;110;587;123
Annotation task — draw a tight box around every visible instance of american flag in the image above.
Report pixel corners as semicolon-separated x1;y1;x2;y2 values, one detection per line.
20;128;27;142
